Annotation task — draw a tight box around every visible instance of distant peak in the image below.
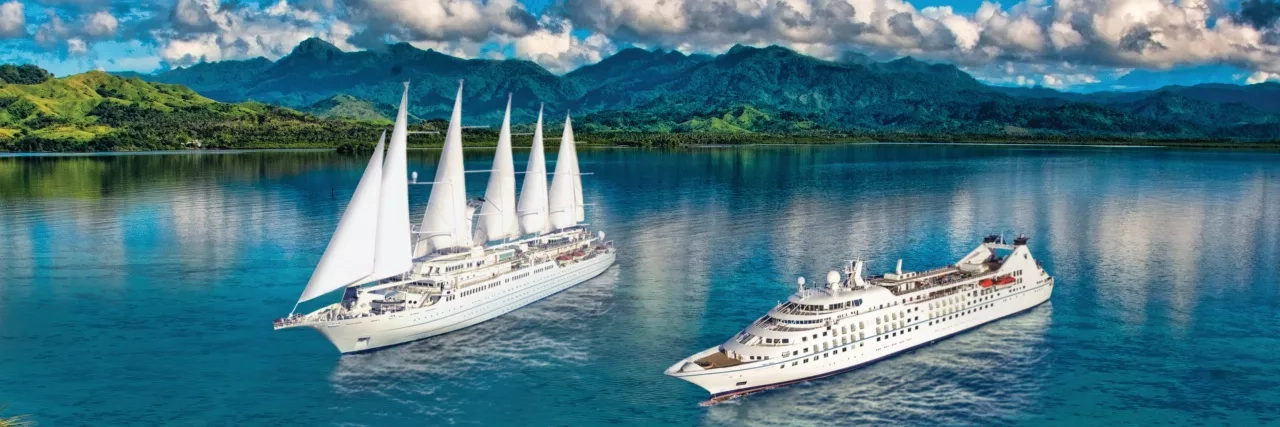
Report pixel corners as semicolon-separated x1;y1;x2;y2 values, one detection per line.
840;51;873;65
292;37;340;55
726;44;754;55
725;44;793;57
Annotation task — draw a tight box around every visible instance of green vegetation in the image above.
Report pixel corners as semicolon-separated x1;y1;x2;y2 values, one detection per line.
302;94;395;124
135;38;1280;146
0;64;51;85
10;36;1280;153
0;69;383;152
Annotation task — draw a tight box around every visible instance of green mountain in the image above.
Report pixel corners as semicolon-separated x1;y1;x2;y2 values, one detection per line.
0;69;380;151
146;38;582;123
301;94;396;123
135;38;1280;141
998;82;1280;114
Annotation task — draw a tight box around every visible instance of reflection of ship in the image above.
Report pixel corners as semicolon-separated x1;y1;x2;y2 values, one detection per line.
274;82;615;353
666;235;1053;404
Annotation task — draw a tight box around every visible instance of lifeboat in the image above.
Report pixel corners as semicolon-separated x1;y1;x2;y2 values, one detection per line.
995;275;1016;286
979;278;994;288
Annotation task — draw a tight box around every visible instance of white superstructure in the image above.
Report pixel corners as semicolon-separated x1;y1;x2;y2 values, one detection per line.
666;235;1053;403
275;82;616;354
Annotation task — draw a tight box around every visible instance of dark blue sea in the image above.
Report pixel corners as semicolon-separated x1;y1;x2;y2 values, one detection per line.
1;144;1278;426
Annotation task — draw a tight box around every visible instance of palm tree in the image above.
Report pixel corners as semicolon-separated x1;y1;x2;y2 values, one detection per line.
0;404;29;427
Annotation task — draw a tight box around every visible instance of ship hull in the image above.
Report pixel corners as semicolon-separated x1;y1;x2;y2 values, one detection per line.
667;277;1054;399
309;251;615;354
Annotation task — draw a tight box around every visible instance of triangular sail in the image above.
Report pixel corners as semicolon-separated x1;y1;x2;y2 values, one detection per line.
414;81;471;257
475;94;518;244
547;113;580;231
570;121;585;223
297;132;386;304
517;105;550;236
370;83;414;281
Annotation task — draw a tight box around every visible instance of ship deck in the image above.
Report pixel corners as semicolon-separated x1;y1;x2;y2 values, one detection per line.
873;260;1004;297
694;351;745;369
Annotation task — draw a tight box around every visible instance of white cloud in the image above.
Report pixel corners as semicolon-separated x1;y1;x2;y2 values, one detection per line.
84;11;118;38
559;0;1280;75
1246;71;1280;84
0;1;23;38
67;37;87;55
511;17;616;73
17;0;1280;81
343;0;537;42
156;0;352;66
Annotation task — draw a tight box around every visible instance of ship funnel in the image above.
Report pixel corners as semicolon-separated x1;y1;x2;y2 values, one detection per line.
895;259;903;275
851;260;867;288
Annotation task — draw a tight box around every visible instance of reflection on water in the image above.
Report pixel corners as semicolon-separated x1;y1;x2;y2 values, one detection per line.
0;145;1278;426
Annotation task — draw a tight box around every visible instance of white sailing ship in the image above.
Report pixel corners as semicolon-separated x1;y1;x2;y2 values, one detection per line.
275;82;616;353
666;235;1053;403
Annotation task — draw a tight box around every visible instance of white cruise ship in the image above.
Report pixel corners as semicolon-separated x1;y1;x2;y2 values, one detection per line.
274;82;616;353
666;235;1053;403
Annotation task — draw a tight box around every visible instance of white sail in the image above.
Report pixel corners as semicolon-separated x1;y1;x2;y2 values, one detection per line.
414;81;471;257
370;83;415;281
475;94;518;244
517;105;550;236
297;132;386;304
570;120;585;223
547;113;580;231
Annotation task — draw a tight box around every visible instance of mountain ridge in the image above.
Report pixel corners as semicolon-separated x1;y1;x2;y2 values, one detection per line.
36;37;1280;143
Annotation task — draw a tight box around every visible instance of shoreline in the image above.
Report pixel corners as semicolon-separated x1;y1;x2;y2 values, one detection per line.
5;138;1280;156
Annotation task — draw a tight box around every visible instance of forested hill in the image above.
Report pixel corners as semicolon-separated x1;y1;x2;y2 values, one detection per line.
132;38;1280;142
0;70;382;151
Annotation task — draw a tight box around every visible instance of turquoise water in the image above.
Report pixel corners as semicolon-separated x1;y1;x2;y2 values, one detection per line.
1;145;1278;426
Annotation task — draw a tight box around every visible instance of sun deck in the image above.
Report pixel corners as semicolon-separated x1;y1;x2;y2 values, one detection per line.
872;260;1005;297
694;351;745;369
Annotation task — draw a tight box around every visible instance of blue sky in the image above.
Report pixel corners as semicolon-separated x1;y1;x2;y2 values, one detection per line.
1;0;1277;91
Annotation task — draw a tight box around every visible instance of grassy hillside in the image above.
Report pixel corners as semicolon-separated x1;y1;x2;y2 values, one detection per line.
302;94;395;124
0;70;383;151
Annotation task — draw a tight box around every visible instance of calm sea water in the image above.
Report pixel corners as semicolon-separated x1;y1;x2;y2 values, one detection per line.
1;145;1278;426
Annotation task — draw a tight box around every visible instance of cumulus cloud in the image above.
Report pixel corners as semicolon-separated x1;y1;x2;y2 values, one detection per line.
1245;70;1280;83
0;1;23;38
13;0;1280;86
67;37;87;55
31;8;120;57
342;0;537;47
85;11;118;37
155;0;342;66
558;0;1280;75
511;17;616;73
